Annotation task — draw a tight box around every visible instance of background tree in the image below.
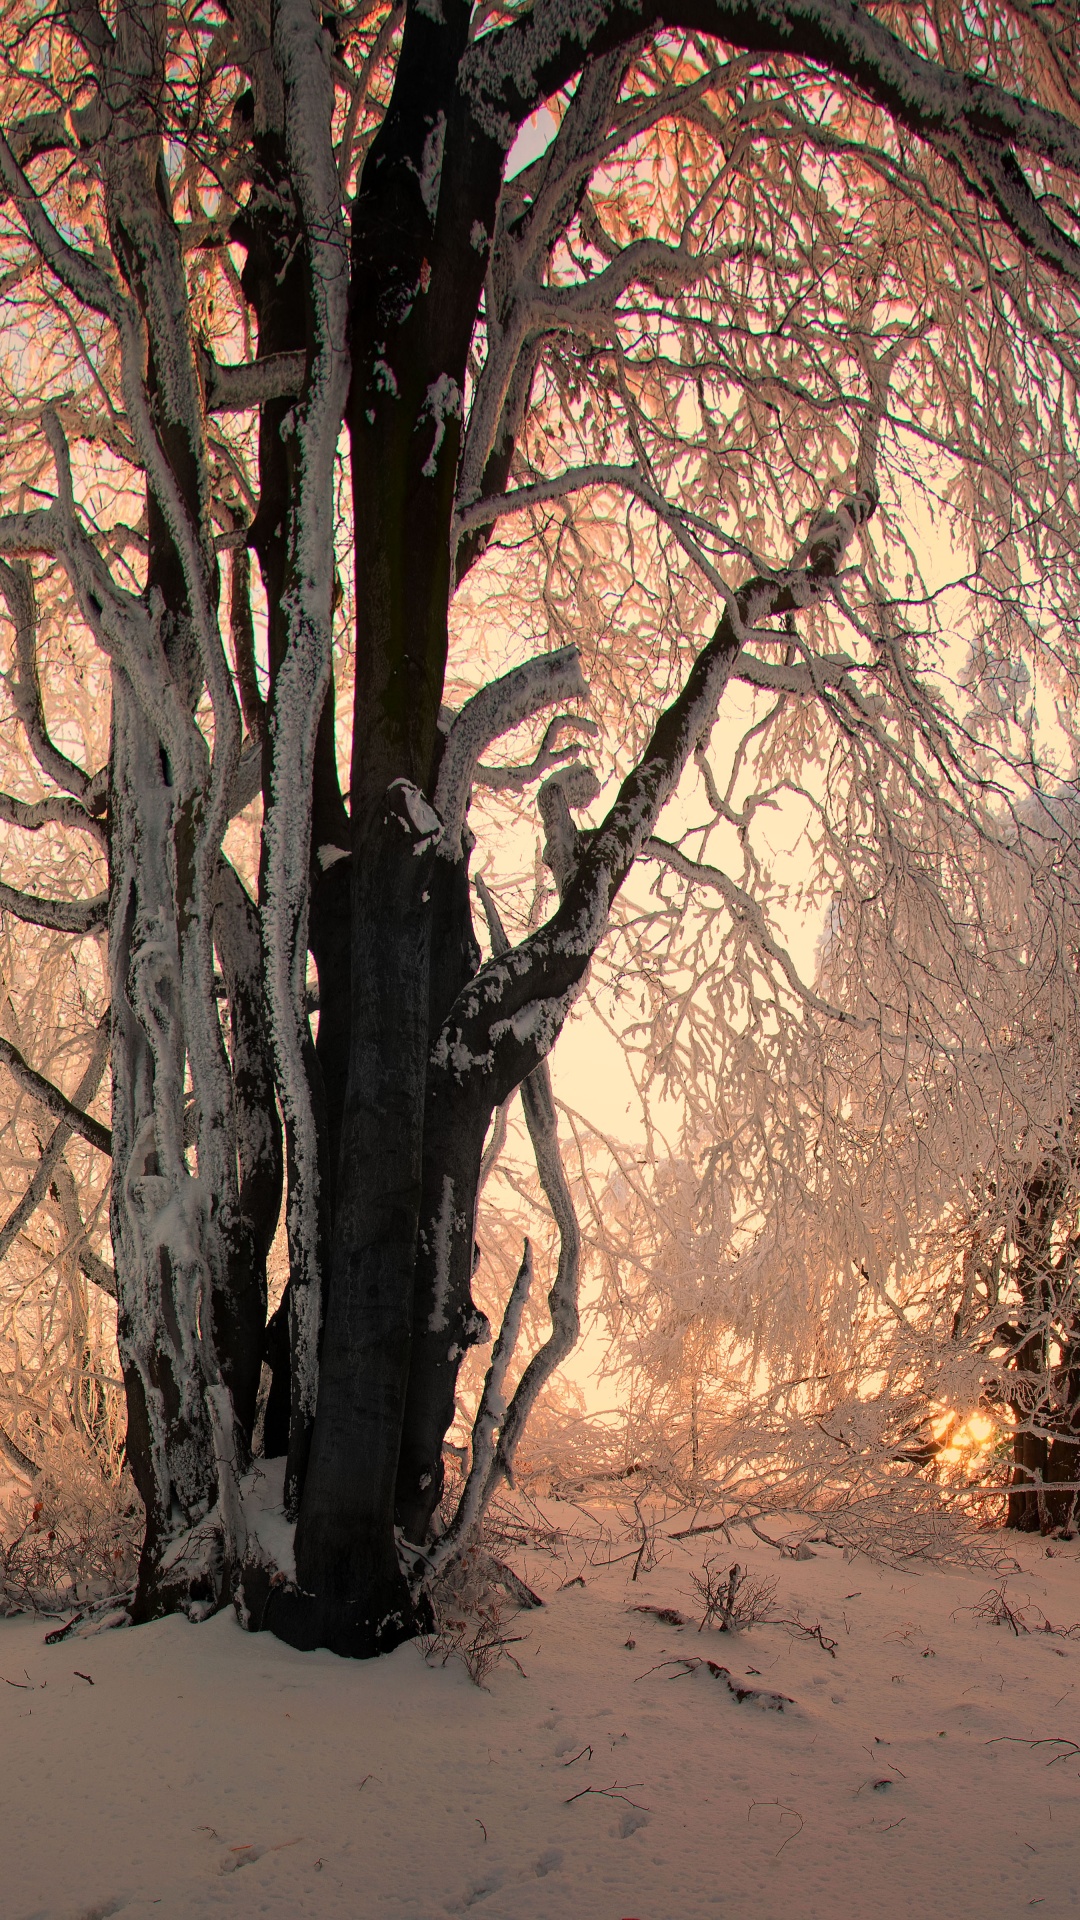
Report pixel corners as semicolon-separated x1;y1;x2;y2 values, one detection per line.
2;0;1080;1654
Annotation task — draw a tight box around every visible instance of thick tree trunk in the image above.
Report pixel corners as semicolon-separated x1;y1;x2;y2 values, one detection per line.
110;675;219;1612
262;0;504;1651
272;783;440;1652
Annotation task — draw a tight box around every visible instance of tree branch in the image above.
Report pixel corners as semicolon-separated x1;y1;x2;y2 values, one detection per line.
0;557;100;804
200;347;307;412
421;876;583;1578
642;835;863;1027
462;1;1080;293
0;1014;109;1267
434;645;588;857
0;878;107;935
0;788;105;840
0;1035;111;1155
474;712;600;794
431;484;878;1103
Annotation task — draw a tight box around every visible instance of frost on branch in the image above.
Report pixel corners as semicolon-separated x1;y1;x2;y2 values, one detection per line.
435;646;588;858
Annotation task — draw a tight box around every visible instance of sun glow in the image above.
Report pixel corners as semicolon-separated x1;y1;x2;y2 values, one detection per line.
934;1412;997;1467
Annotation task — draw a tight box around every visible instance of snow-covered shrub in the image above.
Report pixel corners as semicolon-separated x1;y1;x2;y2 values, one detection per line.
0;1433;140;1617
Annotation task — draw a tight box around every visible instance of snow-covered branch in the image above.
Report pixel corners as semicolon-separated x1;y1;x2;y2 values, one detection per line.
0;788;104;840
474;712;600;794
200;348;307;412
432;484;879;1103
0;1014;109;1269
642;836;863;1028
423;1240;535;1578
454;463;647;539
0;557;101;806
0;1035;111;1155
434;645;588;857
0;131;124;323
421;876;583;1575
464;0;1080;194
262;0;352;1455
0;878;107;935
538;762;601;897
453;462;751;613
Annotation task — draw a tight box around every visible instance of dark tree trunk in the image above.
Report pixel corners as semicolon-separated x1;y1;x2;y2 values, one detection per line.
265;0;504;1652
273;784;440;1653
1003;1166;1080;1535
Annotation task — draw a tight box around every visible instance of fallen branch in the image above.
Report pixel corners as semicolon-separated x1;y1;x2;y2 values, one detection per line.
565;1780;650;1809
644;1654;793;1711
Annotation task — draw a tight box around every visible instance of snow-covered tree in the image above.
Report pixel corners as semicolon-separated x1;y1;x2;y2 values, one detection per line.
598;781;1080;1535
3;0;1080;1653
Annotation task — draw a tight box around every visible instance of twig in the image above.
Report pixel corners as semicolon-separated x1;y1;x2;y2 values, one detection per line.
986;1736;1080;1764
565;1781;650;1809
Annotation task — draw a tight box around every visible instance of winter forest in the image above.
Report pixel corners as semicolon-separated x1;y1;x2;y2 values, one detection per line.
3;2;1080;1916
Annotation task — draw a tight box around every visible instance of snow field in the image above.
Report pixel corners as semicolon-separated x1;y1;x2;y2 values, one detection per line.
3;1521;1079;1920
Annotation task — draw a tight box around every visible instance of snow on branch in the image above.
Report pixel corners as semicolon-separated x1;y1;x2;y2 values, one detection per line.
733;650;858;697
462;1;1080;291
494;1056;582;1486
434;645;588;858
228;741;262;820
199;348;307;412
474;712;600;794
262;0;352;1448
538;762;601;896
0;1420;37;1480
424;1239;535;1578
48;1152;115;1298
0;557;100;806
0;1014;109;1268
0;788;105;840
0;877;107;935
0;1035;111;1155
453;462;648;540
957;134;1080;281
431;484;878;1105
0;130;125;324
642;835;863;1029
731;647;888;729
422;877;583;1577
464;0;1080;175
28;419;200;774
453;461;752;613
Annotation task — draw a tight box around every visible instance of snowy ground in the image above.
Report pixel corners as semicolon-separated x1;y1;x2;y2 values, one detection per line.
3;1512;1080;1920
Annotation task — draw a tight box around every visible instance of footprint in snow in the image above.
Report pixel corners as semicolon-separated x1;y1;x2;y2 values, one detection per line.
534;1849;564;1877
444;1871;504;1911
